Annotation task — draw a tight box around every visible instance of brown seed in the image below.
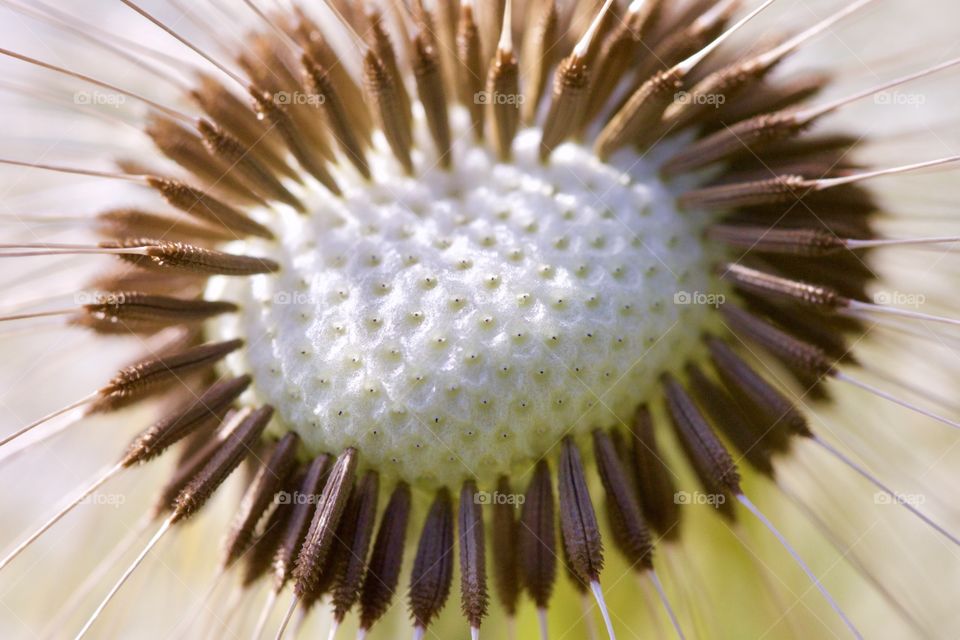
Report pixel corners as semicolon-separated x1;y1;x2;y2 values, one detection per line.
151;411;241;518
144;115;266;206
91;339;243;414
359;482;412;632
273;454;332;591
557;437;604;583
459;480;488;631
122;374;251;466
363;50;414;175
490;475;520;617
706;336;812;441
629;405;681;539
520;0;558;124
593;429;653;570
172;405;274;523
196;118;304;210
293;14;374;142
367;10;413;136
456;3;485;138
595;67;683;159
293;447;358;600
301;54;371;178
331;471;380;623
740;293;856;363
411;34;453;168
242;468;301;587
221;432;300;569
685;364;776;476
584;0;663;123
721;305;836;379
662;374;740;518
105;238;280;276
665;111;809;175
486;44;520;161
189;73;288;170
519;459;557;608
663;56;775;128
248;86;342;196
679;174;807;211
144;177;275;239
409;487;455;631
73;292;237;334
720;263;844;311
478;0;507;63
708;225;846;257
95;208;236;244
539;55;590;161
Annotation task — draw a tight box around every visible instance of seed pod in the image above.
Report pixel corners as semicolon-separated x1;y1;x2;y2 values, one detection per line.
558;438;604;583
302;54;371;178
721;305;836;379
459;480;488;631
721;263;843;311
456;3;485;137
197;118;304;209
273;454;332;591
662;375;740;519
540;55;590;160
293;448;358;600
707;336;811;442
409;488;455;632
122;374;251;466
708;225;846;257
221;432;300;569
331;471;380;623
364;51;413;174
144;177;274;239
630;405;681;539
172;406;274;523
685;364;775;476
490;475;520;617
593;429;654;570
92;339;243;414
242;468;300;587
359;482;412;632
679;175;807;211
412;34;452;167
519;460;557;609
74;292;237;334
105;239;280;276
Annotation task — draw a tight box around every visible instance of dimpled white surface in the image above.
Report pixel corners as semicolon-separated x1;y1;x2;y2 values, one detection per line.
210;127;717;486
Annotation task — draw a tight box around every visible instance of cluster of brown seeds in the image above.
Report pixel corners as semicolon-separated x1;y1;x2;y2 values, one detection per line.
5;0;960;638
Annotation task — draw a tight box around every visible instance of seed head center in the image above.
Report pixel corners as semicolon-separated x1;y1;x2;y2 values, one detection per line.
209;124;720;486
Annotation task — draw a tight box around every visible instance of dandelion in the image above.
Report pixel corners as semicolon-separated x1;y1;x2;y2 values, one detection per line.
0;0;959;638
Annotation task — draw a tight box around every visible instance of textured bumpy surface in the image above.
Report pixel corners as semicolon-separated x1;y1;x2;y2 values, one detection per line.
210;120;719;485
